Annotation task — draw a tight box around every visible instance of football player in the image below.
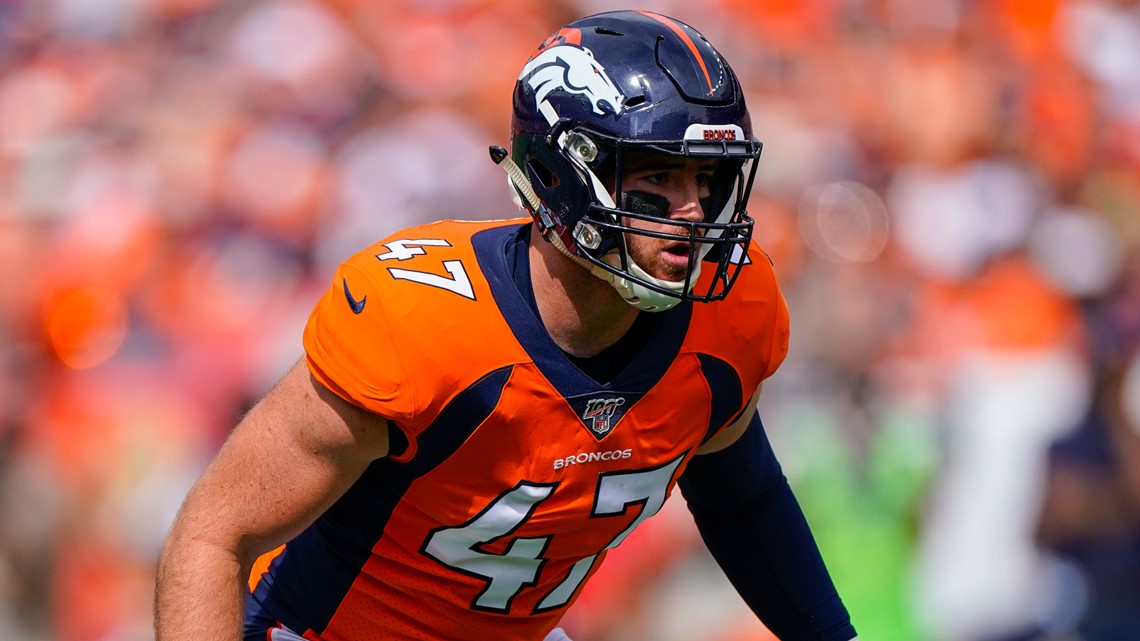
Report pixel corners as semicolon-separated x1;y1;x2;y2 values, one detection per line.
155;11;858;641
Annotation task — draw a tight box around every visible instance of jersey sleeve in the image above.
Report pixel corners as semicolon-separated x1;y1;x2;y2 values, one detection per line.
303;260;417;426
763;274;790;380
738;245;790;384
686;242;792;432
302;219;532;463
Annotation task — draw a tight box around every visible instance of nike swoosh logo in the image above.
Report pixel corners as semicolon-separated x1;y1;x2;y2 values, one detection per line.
343;278;366;314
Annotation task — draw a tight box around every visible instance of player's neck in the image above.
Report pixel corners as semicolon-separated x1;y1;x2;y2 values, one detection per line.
529;226;640;358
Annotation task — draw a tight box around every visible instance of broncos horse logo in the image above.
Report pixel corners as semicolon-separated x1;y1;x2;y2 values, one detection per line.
519;44;626;120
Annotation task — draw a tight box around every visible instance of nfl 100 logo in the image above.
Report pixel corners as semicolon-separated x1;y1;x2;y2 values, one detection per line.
581;397;626;436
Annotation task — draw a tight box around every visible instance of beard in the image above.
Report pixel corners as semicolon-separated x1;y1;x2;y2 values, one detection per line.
623;226;695;283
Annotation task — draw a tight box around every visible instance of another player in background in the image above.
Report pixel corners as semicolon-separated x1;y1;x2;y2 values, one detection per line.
154;10;857;641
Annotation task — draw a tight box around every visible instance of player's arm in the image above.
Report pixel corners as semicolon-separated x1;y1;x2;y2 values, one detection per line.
154;357;390;641
682;388;858;641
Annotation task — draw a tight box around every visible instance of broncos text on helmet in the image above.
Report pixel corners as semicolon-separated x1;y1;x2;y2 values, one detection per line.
500;10;762;312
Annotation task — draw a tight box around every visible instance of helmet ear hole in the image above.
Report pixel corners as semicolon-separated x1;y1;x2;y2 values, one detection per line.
527;159;559;189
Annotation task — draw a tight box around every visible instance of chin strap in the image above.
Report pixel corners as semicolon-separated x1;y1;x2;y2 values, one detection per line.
549;224;687;313
605;251;690;312
544;225;614;282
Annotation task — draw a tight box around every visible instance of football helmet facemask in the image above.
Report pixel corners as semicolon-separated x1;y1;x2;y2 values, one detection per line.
499;10;762;312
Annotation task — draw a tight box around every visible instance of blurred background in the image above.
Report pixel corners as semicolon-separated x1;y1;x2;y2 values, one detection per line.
2;0;1139;640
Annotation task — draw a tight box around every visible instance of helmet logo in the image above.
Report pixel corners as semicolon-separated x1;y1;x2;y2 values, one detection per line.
519;43;626;122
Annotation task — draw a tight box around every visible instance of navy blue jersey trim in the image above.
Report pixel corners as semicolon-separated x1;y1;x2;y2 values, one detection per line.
471;224;691;399
695;353;743;444
248;365;514;635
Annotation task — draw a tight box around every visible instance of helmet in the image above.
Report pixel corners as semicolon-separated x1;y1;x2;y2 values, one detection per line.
500;10;762;312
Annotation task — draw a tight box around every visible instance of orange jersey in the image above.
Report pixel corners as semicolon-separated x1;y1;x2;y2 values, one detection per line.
246;219;789;641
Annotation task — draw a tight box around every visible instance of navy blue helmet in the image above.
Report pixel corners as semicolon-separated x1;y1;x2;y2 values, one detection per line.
501;10;762;311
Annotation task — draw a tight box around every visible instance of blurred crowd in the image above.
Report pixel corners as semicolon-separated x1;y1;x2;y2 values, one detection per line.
1;0;1139;640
